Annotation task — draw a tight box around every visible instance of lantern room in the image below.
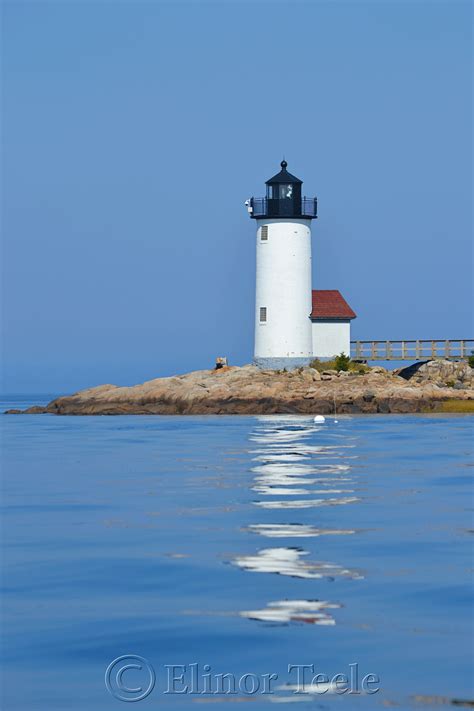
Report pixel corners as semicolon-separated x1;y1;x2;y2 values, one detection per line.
247;160;317;219
265;160;302;217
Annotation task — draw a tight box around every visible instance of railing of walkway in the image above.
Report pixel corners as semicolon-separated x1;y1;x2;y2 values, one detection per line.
351;339;474;361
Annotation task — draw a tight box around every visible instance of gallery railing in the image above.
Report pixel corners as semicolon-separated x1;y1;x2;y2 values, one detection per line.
249;197;318;219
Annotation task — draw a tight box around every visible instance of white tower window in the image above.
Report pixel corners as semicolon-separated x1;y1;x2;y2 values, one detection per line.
259;307;267;323
260;226;268;241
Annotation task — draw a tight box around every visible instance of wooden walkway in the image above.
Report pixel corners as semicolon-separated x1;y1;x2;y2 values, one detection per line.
351;339;474;361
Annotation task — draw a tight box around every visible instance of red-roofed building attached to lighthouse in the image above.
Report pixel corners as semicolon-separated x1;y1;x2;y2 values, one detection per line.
311;290;356;359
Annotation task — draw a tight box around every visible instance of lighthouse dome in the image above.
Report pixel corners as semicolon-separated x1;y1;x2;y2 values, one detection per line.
265;160;303;185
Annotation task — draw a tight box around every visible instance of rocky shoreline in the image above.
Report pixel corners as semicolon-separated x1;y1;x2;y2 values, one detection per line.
6;360;474;416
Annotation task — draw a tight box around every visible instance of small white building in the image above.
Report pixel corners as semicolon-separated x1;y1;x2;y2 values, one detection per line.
311;289;356;360
247;161;356;369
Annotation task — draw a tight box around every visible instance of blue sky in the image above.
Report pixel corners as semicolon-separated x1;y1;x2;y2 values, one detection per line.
2;0;472;393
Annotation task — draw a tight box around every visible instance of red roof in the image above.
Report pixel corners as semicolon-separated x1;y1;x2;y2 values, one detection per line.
311;290;356;320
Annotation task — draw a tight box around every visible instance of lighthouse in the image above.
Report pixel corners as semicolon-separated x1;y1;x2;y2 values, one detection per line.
247;160;317;369
247;161;356;369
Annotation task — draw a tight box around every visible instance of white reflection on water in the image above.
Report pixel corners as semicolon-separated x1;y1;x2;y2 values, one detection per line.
252;486;354;496
250;432;315;444
232;547;363;580
249;421;359;509
240;599;341;625
254;476;352;485
251;463;351;474
244;524;357;538
251;486;314;496
268;698;309;704
251;444;357;451
271;682;353;702
234;416;363;625
254;496;360;509
253;454;310;462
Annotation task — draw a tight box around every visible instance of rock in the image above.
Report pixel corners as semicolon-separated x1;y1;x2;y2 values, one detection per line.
237;364;260;374
398;359;473;387
5;362;473;416
322;369;338;376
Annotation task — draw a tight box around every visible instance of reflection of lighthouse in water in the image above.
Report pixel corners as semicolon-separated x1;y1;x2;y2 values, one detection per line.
233;416;363;626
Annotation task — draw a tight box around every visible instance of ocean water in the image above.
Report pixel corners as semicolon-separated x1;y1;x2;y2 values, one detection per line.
1;399;473;710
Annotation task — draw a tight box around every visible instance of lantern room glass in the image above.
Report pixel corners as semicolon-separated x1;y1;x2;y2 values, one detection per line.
279;184;293;199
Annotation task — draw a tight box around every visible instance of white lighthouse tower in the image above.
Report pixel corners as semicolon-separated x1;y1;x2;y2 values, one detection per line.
247;160;318;369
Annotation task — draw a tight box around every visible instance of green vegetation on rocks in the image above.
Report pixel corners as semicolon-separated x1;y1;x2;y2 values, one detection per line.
429;399;474;413
309;354;369;374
